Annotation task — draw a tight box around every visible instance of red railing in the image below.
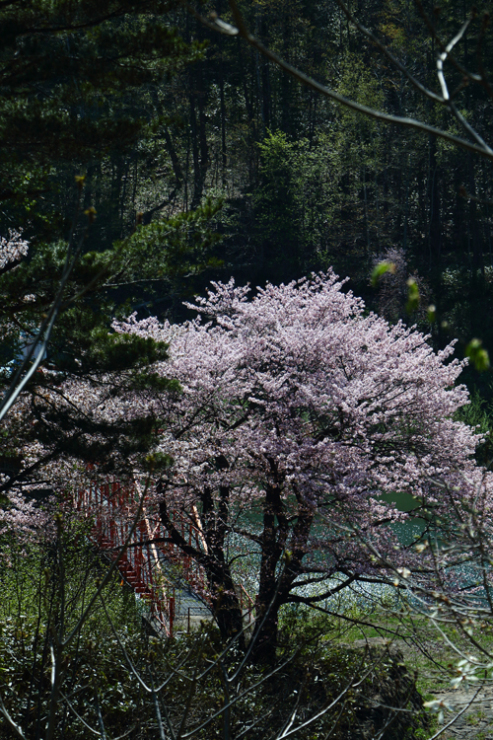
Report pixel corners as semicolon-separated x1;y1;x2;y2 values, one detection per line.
75;477;208;636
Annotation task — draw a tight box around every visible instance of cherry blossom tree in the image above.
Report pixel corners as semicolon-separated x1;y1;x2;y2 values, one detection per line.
113;271;485;661
3;269;490;663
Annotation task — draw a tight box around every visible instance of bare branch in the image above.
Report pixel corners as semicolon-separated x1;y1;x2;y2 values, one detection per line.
414;0;482;83
427;683;485;740
437;16;472;101
0;695;28;740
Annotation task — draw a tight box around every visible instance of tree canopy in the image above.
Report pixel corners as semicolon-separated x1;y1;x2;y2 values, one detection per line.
3;272;485;665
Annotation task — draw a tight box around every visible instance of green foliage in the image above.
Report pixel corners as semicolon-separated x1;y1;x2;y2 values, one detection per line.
254;130;302;278
406;277;420;314
426;304;436;323
466;338;491;372
454;383;493;464
254;131;330;280
122;197;225;286
80;331;170;373
0;527;147;738
0;0;201;197
0;193;224;387
0;0;221;414
0;537;430;740
143;450;174;472
333;53;385;151
371;260;397;287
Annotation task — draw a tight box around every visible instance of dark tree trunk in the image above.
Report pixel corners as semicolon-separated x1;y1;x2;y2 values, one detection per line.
261;59;271;131
428;135;441;266
158;492;245;650
219;69;227;185
468;155;484;276
250;484;286;663
207;563;245;647
238;39;254;125
249;481;313;664
190;87;209;210
163;125;183;188
201;484;245;647
159;472;316;665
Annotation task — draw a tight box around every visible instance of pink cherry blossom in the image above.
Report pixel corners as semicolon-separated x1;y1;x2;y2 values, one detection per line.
112;271;485;654
3;270;490;655
0;229;29;270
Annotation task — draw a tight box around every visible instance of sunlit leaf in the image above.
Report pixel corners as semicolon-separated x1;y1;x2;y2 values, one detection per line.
465;338;490;372
405;277;420;314
370;260;396;288
426;304;436;323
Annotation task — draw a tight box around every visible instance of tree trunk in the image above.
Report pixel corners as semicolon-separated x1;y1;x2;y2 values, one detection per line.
206;561;245;648
428;135;441;267
201;484;245;648
468;154;484;277
189;84;209;210
219;69;227;186
249;482;313;664
158;493;245;649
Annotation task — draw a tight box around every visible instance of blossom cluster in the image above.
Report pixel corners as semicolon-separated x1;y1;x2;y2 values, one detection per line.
4;271;492;604
113;271;484;576
0;229;29;270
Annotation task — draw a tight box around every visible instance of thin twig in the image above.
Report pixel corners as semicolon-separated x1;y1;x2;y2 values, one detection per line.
426;683;485;740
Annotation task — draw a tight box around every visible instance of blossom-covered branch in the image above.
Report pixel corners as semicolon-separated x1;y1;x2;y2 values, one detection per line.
0;229;29;272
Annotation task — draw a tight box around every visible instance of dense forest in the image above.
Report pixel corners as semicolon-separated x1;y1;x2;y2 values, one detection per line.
3;0;493;380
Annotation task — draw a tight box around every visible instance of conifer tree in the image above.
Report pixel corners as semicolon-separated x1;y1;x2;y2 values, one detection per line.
0;0;224;426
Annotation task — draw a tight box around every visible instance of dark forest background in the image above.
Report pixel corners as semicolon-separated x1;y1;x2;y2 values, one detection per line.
2;0;493;396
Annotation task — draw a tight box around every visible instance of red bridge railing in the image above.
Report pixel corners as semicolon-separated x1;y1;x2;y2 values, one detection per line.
75;477;209;636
